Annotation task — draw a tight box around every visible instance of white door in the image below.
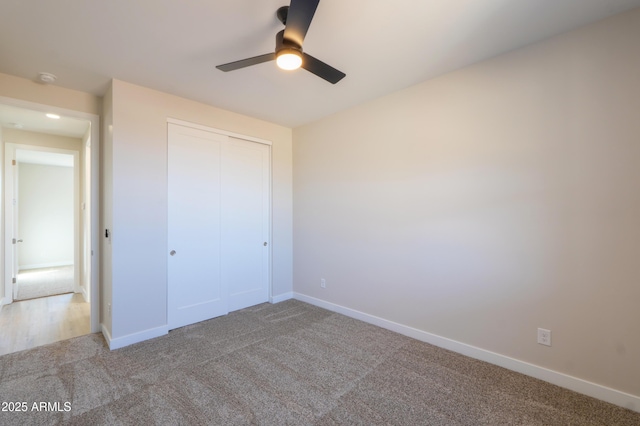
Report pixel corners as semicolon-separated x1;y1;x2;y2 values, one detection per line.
167;124;270;330
222;138;270;312
168;125;227;330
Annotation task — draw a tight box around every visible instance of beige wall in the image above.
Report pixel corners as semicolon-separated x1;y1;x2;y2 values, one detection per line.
101;84;113;333
107;80;293;342
293;8;640;400
0;125;3;303
0;72;100;116
2;128;82;151
0;74;100;327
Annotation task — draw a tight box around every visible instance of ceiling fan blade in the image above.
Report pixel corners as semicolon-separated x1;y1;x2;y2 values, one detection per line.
302;53;345;84
283;0;320;47
216;53;276;72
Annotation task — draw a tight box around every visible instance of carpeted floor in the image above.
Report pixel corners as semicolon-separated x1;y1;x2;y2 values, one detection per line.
0;300;638;425
16;266;75;301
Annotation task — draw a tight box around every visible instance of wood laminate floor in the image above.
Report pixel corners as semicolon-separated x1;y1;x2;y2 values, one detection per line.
0;293;90;356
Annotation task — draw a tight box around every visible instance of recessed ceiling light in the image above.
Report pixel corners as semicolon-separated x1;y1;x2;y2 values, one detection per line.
46;113;61;119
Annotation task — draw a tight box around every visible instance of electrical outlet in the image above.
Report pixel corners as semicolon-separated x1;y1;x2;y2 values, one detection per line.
537;328;551;346
320;278;326;288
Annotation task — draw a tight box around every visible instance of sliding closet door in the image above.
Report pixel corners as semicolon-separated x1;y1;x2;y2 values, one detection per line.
168;124;227;330
222;137;270;312
168;123;271;331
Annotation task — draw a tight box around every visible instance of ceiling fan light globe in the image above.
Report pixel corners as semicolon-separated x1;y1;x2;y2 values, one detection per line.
276;50;302;70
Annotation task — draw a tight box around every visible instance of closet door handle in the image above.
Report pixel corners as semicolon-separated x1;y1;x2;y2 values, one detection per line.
170;250;176;256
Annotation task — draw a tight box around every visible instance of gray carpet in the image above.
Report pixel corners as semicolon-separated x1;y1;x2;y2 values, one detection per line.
16;266;75;301
0;300;638;425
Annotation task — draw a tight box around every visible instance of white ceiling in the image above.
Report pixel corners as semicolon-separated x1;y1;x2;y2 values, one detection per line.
1;0;639;128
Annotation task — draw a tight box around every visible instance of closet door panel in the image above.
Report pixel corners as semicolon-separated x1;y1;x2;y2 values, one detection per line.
222;138;270;312
168;124;228;330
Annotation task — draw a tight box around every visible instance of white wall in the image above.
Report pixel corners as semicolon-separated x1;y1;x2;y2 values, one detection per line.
18;162;74;269
293;8;640;407
105;80;293;346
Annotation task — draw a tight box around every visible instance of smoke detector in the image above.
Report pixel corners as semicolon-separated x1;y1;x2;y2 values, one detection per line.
37;72;57;84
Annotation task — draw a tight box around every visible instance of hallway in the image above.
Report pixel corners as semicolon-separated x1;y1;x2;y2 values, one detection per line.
15;265;75;301
0;293;89;355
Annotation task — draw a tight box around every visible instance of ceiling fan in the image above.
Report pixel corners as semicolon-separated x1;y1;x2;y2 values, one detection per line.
216;0;346;84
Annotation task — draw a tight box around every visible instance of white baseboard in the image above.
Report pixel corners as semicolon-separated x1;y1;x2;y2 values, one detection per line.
101;323;168;350
100;323;112;347
293;292;640;413
270;292;293;304
19;261;73;271
80;286;89;303
101;292;296;351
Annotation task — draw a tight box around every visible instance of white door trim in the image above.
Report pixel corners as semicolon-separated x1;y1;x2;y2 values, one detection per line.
166;118;272;146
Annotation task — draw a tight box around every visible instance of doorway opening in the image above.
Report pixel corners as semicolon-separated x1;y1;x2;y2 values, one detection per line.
13;149;78;301
0;100;99;355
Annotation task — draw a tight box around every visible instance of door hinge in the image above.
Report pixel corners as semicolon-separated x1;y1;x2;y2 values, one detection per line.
12;159;16;166
12;278;16;284
12;238;16;244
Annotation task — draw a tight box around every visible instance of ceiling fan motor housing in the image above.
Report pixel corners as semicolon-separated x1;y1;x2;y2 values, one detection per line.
276;29;302;56
276;6;289;25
